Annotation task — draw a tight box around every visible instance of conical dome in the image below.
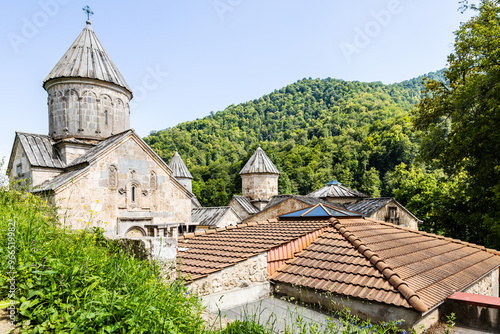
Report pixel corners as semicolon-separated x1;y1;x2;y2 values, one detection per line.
168;151;193;179
43;20;131;94
239;146;280;175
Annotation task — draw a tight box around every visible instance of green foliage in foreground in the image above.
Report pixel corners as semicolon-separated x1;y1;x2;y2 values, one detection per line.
0;188;204;333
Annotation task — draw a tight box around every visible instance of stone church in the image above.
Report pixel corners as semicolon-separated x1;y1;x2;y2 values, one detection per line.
7;20;195;237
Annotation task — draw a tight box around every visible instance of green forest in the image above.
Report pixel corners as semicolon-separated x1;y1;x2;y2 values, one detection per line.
145;71;444;205
145;1;500;249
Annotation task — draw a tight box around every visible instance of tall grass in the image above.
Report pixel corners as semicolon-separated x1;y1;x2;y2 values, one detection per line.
0;187;204;333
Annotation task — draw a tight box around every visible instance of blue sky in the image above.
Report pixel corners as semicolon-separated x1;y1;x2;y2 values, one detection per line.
0;1;475;165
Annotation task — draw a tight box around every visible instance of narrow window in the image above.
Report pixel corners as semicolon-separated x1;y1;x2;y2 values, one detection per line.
131;185;136;203
16;164;22;176
104;111;108;125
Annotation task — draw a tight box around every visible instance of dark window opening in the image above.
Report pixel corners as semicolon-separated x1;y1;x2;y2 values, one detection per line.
131;185;136;203
104;111;108;125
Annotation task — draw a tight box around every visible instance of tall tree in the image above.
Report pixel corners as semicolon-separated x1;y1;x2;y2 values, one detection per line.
413;0;500;248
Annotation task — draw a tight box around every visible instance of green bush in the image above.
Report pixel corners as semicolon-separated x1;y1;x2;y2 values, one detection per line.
0;188;204;333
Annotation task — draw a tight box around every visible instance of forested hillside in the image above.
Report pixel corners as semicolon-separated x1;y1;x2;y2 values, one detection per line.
144;70;445;207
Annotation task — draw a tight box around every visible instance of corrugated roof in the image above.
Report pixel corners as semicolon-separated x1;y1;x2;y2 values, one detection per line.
43;21;131;94
68;130;131;167
346;197;393;216
239;146;280;175
168;150;193;179
272;218;500;313
347;198;422;222
191;207;241;226
307;183;369;199
264;195;333;210
177;219;332;281
16;132;64;169
231;196;260;214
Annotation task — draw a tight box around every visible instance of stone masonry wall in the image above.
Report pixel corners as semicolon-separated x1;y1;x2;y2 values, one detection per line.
228;198;252;220
242;174;278;201
369;201;419;230
46;79;130;140
465;269;499;297
187;253;268;296
53;135;191;236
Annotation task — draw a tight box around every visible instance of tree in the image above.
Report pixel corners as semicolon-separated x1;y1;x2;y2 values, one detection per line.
413;0;500;248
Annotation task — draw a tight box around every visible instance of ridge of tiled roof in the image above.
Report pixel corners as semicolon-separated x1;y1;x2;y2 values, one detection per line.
177;218;332;281
331;219;428;312
239;146;280;175
168;150;193;179
272;216;500;313
43;20;131;94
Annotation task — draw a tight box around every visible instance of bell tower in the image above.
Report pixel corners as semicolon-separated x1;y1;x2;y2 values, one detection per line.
43;20;133;142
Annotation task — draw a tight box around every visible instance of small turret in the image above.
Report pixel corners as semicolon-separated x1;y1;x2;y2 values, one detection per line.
168;150;193;192
239;145;280;210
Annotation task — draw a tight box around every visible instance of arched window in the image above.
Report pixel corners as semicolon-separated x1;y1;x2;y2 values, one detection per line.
131;184;136;203
104;111;108;125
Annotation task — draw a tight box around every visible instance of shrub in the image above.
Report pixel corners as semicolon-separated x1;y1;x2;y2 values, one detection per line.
0;187;204;333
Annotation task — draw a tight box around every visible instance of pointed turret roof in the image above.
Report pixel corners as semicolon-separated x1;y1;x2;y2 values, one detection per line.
239;146;280;175
43;20;132;94
168;150;193;179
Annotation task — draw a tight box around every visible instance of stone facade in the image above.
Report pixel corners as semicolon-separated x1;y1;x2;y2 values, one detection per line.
188;253;268;296
51;134;192;236
242;174;278;201
367;201;419;230
45;79;131;142
465;269;499;297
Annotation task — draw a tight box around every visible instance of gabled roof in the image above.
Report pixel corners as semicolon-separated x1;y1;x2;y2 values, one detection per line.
264;195;332;210
177;218;332;281
279;203;362;219
239;146;280;175
272;218;500;313
191;206;241;227
230;195;259;214
13;132;64;169
168;150;193;179
307;182;369;199
43;21;131;94
347;197;422;223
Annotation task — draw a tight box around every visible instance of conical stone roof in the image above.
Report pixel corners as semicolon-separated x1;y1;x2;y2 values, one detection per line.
43;20;131;94
240;146;280;175
168;150;193;179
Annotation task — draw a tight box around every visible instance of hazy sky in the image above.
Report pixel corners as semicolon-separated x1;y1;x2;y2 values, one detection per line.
0;1;475;165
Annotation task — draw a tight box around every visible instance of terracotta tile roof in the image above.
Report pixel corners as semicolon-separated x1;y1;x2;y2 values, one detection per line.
272;218;500;313
177;219;332;281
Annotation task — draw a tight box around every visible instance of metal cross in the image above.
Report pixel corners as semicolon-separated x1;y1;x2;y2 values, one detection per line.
82;5;94;20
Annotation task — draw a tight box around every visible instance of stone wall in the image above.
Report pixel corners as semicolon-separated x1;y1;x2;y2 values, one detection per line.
242;174;278;201
228;198;252;220
53;134;192;236
368;201;419;230
45;78;131;141
465;269;499;297
188;253;268;296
